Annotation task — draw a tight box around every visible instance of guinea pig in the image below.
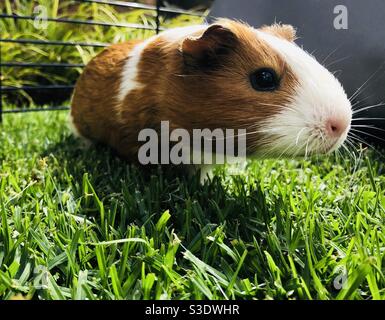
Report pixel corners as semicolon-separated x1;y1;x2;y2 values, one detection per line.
70;19;352;168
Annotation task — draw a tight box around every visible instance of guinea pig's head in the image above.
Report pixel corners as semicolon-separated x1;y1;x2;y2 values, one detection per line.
177;19;352;157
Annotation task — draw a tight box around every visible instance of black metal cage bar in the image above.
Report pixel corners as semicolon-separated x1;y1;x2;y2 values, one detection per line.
0;0;207;122
0;14;163;31
80;0;206;16
2;85;76;91
0;38;109;47
1;62;85;68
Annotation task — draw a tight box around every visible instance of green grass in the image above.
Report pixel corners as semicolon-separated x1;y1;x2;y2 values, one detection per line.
1;111;385;300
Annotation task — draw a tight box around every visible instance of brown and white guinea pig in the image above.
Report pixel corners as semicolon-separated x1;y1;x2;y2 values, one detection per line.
70;19;352;165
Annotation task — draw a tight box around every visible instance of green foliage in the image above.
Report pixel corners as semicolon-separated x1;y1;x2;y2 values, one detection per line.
1;111;385;300
0;0;203;105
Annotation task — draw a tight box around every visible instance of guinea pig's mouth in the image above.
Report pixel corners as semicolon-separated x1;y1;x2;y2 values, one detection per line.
318;139;343;155
254;125;350;158
252;108;352;158
317;126;351;155
299;127;350;156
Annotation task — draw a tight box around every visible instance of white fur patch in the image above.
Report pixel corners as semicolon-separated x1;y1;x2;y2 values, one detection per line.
255;30;352;155
117;39;151;102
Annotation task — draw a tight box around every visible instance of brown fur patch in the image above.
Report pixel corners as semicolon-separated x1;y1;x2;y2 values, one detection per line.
71;41;142;158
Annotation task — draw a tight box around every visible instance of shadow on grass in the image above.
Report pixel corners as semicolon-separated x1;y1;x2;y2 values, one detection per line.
40;134;277;245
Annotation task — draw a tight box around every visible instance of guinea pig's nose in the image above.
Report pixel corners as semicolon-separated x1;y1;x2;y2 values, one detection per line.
325;117;350;138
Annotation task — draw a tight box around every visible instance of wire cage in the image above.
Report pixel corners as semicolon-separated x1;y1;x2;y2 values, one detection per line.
0;0;207;122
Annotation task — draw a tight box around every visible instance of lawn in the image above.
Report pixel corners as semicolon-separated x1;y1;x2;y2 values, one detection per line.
1;110;385;300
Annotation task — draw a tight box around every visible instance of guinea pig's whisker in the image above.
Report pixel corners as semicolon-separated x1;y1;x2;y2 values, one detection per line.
203;127;274;142
347;132;385;159
351;94;375;108
258;103;301;113
341;142;356;163
352;102;385;115
341;144;359;185
295;127;308;146
279;143;296;159
282;128;312;158
349;65;385;102
345;139;365;161
267;141;295;160
253;136;286;159
321;45;342;65
311;136;322;154
258;103;283;108
331;70;344;79
348;129;385;157
344;144;359;168
352;117;385;121
246;123;263;130
348;140;365;177
319;130;329;153
269;138;300;159
349;79;373;102
247;121;282;131
173;73;207;78
347;136;361;148
293;137;312;159
344;137;358;151
304;134;316;159
351;100;363;108
325;55;351;69
282;107;303;115
350;125;385;133
350;128;385;144
343;141;355;160
347;132;374;150
347;140;362;170
263;127;314;159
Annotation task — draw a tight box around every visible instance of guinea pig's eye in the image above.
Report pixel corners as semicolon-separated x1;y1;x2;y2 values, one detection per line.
249;68;280;92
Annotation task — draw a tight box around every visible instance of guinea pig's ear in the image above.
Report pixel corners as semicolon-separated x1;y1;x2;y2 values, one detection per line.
260;24;297;42
181;24;237;68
